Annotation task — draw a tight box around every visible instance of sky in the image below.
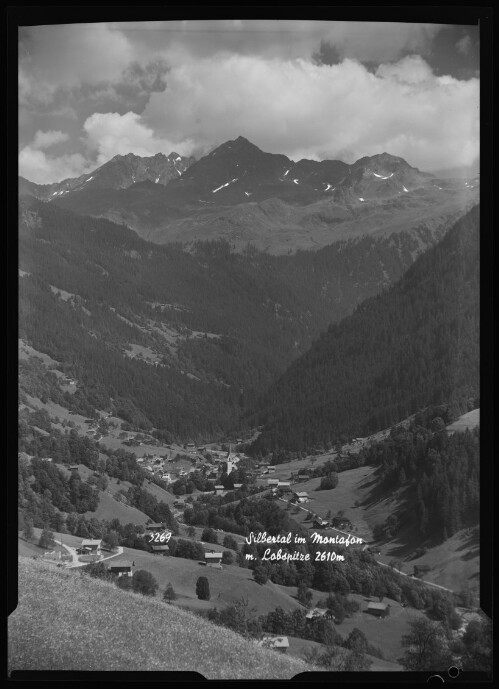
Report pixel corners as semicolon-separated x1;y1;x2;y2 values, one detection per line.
18;19;480;184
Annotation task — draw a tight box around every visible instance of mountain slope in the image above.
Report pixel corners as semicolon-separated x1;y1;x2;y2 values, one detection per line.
23;137;478;254
250;204;480;454
10;558;310;678
19;195;452;440
18;151;194;200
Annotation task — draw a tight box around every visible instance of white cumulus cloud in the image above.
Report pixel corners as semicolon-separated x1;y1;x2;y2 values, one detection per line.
83;111;195;164
136;53;478;171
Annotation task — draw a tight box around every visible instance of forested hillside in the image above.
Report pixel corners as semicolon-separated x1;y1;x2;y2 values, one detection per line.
250;205;479;455
19;196;449;441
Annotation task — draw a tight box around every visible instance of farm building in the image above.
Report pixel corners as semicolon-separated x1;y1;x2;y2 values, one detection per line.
414;564;431;577
146;523;166;532
305;608;326;620
257;636;289;654
69;465;79;471
313;517;329;529
205;552;223;568
277;482;291;492
293;491;309;503
267;478;279;486
366;602;390;618
151;545;169;555
107;560;133;577
214;485;225;496
297;474;309;482
80;539;102;554
331;517;353;529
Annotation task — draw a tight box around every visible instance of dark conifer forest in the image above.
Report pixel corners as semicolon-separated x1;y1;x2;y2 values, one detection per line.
249;205;479;455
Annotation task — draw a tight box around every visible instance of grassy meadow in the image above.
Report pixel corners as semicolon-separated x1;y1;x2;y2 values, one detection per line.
9;558;312;678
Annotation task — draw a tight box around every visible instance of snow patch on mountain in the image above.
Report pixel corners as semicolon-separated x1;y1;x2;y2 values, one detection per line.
212;178;239;193
373;172;394;180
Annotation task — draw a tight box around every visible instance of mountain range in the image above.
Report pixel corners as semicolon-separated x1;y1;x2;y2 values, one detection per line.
18;151;195;199
19;137;478;254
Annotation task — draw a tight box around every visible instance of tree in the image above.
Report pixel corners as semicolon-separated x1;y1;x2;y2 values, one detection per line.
222;551;234;565
297;582;313;608
318;473;338;490
132;569;159;596
196;576;211;600
104;530;119;551
344;628;369;655
163;582;177;602
187;526;196;538
38;527;54;549
223;535;239;551
201;527;218;544
461;618;492;672
23;518;34;542
252;564;268;585
400;618;452;670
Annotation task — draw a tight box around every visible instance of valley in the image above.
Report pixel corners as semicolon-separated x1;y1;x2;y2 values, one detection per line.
16;137;483;676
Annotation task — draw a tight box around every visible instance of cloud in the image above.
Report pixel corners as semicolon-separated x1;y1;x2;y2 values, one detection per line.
109;20;443;66
456;35;472;55
19;147;91;184
82;111;195;164
19;129;90;183
138;53;478;171
32;130;69;150
18;24;135;105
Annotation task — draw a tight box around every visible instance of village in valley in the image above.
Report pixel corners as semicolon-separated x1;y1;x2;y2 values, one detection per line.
18;365;482;671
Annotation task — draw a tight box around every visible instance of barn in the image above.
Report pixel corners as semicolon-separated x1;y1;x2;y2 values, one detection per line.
366;602;390;618
108;560;133;577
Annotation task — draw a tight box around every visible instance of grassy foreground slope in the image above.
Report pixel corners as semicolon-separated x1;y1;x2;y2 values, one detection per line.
9;558;310;678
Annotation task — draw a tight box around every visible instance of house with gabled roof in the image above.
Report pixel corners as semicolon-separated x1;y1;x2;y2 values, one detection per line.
107;560;133;577
80;539;102;554
205;552;223;568
366;602;390;618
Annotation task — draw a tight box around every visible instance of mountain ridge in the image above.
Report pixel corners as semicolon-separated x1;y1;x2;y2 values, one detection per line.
19;137;479;254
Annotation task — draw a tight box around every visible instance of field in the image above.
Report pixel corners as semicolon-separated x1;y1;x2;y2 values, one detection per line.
408;527;480;600
117;546;303;616
277;465;401;544
9;558;311;678
277;584;425;665
446;409;480;434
